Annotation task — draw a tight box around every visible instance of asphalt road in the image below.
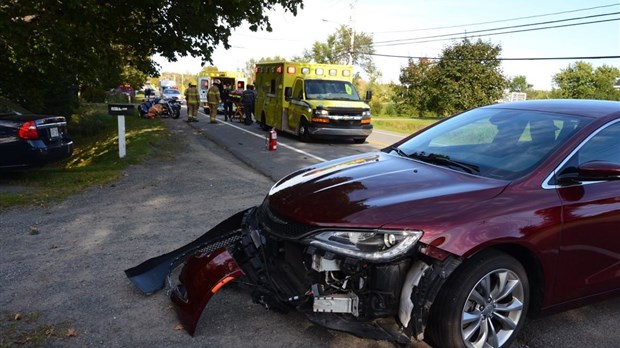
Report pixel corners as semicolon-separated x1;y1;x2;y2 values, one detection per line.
1;110;618;348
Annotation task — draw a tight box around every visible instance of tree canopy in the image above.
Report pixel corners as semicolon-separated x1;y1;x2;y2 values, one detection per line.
0;0;303;114
397;38;507;116
552;61;620;100
508;75;533;92
302;25;379;82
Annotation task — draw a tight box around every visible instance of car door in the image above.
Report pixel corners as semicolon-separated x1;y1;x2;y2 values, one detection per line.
287;78;305;132
554;120;620;303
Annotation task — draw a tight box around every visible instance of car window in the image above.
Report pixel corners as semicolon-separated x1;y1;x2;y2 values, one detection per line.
397;108;591;180
572;121;620;165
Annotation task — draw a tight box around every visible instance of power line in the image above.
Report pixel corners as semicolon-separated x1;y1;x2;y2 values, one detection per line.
367;53;620;61
370;3;619;34
374;18;620;47
374;12;620;46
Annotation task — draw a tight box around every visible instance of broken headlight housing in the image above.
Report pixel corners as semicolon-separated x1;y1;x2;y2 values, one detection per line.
307;229;423;262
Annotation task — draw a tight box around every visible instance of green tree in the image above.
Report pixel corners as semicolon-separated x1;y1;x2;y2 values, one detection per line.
0;0;303;114
509;75;533;92
553;61;620;100
302;25;380;82
431;39;507;115
397;39;507;116
396;58;436;116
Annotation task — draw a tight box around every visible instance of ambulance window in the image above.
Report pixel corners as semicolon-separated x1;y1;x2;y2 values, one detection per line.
292;80;303;100
270;80;276;94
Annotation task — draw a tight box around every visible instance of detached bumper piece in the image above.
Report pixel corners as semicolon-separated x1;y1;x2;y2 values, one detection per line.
169;248;244;335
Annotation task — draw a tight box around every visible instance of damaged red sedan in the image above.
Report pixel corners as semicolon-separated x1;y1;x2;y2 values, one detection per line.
126;99;620;348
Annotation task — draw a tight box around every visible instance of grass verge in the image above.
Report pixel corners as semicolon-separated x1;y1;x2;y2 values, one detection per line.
0;104;172;210
373;117;440;134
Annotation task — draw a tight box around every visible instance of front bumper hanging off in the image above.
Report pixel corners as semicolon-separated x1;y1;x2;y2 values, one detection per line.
125;206;458;344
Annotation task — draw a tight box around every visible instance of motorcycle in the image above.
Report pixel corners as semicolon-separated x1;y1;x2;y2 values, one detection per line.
138;97;181;119
162;97;181;119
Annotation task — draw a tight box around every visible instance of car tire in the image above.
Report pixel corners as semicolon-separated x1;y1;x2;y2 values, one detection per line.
426;250;529;348
298;119;311;142
353;137;366;144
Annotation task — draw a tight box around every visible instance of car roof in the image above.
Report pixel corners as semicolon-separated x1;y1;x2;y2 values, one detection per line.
484;99;620;118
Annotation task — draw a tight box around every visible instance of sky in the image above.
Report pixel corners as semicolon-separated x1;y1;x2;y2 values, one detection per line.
154;0;620;91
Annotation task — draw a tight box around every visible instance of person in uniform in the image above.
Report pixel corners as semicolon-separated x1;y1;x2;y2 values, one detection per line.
207;79;222;124
184;82;200;122
241;85;256;125
222;85;233;121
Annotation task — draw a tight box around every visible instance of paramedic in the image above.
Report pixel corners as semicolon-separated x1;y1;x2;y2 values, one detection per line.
241;85;256;125
184;82;200;122
207;79;221;124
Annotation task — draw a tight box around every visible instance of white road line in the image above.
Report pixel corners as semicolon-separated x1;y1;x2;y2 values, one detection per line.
197;111;327;162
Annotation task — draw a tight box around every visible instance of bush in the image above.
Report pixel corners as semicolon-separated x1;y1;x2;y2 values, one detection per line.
81;87;107;103
68;104;116;138
105;91;132;103
384;102;397;116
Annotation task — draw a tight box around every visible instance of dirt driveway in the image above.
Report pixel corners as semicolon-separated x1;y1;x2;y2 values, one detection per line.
1;118;618;347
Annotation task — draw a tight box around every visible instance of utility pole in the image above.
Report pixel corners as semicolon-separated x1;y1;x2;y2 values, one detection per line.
348;0;357;65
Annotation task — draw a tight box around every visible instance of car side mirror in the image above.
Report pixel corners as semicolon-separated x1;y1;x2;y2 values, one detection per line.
285;87;292;101
557;160;620;185
365;90;373;103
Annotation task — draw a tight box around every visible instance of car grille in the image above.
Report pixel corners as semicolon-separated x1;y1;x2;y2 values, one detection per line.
256;199;318;239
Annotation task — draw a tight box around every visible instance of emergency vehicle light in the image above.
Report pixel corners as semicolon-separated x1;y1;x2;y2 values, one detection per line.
287;66;296;74
316;68;324;75
301;67;310;74
329;69;337;76
343;70;351;77
277;66;283;74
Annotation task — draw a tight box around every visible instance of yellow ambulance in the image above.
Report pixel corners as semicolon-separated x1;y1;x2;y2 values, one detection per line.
198;71;247;113
254;61;372;143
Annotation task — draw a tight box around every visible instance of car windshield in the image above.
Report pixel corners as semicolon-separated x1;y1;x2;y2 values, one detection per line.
164;89;180;95
391;107;592;180
304;80;361;101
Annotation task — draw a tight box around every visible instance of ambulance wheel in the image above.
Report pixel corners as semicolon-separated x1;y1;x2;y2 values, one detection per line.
204;107;209;113
353;137;366;144
298;119;311;142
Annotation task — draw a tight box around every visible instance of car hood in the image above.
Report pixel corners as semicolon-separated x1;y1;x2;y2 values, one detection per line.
267;152;508;230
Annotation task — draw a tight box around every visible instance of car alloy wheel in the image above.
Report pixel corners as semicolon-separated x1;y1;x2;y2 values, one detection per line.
461;268;525;348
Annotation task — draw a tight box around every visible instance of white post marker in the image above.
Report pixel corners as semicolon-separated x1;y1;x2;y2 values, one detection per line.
107;103;135;159
117;115;126;158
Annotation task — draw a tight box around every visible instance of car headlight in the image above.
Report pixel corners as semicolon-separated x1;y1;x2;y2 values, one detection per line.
307;229;423;262
314;109;329;116
362;110;371;117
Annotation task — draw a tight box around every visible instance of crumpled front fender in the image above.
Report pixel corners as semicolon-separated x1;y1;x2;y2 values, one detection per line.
170;248;244;336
